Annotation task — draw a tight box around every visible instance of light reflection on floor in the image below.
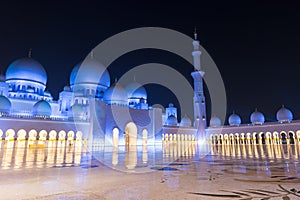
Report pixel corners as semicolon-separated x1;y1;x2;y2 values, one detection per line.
0;140;299;199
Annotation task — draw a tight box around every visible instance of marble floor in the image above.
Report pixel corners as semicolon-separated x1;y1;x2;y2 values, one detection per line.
0;140;299;199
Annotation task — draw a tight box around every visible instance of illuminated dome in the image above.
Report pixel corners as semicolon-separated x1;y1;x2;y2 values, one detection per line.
165;114;178;126
6;57;47;85
276;106;293;123
228;113;241;126
32;100;52;117
250;109;265;125
70;57;110;88
0;95;11;114
180;115;192;127
103;83;128;105
125;82;147;100
63;85;71;92
210;116;222;127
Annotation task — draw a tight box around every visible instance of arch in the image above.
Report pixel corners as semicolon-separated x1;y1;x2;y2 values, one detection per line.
288;131;295;144
112;128;119;147
192;134;195;141
280;131;287;144
173;133;177;141
224;134;228;144
259;132;265;144
49;130;57;140
28;129;37;141
229;133;234;144
67;130;75;141
125;122;137;146
234;133;239;144
17;129;26;141
296;130;300;143
5;129;15;140
210;134;214;144
252;132;259;144
142;129;148;145
240;133;245;144
273;131;279;144
58;130;66;140
39;130;47;141
76;131;83;141
0;129;3;139
165;133;169;141
162;133;165;141
214;134;218;144
188;134;192;141
266;132;272;144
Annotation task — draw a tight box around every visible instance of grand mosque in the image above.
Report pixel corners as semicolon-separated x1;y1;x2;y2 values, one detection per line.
0;34;300;147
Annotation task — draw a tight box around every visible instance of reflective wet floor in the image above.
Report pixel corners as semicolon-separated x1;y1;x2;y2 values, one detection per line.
0;140;299;199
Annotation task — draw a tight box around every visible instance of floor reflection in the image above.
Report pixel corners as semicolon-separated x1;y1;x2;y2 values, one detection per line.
0;140;299;180
0;140;85;170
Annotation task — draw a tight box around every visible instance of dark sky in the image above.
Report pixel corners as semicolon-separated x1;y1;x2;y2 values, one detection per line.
0;1;300;124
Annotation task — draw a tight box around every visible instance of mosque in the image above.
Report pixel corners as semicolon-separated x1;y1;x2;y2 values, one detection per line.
0;33;299;147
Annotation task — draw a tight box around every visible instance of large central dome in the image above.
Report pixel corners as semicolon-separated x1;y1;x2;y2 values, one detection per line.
6;57;47;85
70;57;110;88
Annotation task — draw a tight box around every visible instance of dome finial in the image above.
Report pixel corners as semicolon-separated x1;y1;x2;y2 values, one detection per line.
194;27;197;40
114;78;117;83
282;104;285;108
28;48;32;58
255;108;258;112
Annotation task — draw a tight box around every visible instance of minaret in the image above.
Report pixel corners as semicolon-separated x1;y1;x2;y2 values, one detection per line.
191;29;207;138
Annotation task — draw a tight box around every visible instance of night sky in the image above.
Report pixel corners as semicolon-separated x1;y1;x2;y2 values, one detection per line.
1;1;300;124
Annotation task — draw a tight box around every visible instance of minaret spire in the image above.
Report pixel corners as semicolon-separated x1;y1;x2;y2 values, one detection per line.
28;48;32;58
191;28;206;139
194;27;198;40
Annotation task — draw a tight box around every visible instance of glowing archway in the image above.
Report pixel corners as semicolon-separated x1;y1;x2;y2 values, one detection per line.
28;129;37;141
112;128;119;147
142;129;148;145
5;129;15;141
17;129;26;141
39;130;47;141
125;122;137;146
58;130;66;141
76;131;83;141
49;130;57;140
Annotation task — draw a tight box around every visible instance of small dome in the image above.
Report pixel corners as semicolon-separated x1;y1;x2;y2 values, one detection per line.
6;57;47;85
103;83;128;105
228;113;241;126
125;82;147;100
70;57;110;88
165;114;178;126
32;100;52;117
250;109;265;125
168;103;174;107
180;115;192;127
210;116;222;127
0;95;11;114
276;106;293;123
63;85;71;91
